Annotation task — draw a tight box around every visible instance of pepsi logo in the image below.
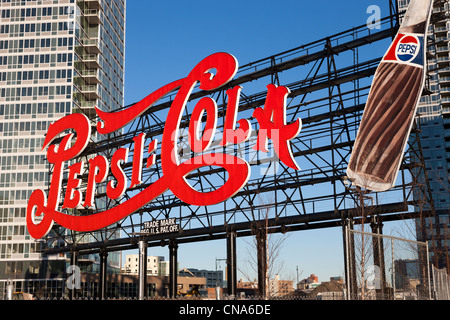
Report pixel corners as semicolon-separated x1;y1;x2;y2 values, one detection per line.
395;35;420;63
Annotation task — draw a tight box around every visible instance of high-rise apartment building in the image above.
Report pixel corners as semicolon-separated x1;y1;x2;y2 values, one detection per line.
398;0;450;270
0;0;125;298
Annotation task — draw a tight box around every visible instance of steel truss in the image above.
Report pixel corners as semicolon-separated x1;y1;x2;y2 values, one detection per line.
42;10;436;278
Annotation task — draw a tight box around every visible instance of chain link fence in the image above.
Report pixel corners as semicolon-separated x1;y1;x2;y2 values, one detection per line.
432;265;450;300
345;228;432;300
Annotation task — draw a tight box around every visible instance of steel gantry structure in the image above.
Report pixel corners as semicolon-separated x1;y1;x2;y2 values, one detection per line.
39;4;437;299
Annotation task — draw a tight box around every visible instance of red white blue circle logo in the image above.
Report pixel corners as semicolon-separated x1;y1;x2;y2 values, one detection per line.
395;35;420;63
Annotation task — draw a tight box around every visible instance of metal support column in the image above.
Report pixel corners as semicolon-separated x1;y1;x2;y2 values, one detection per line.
256;227;267;298
138;238;148;300
99;248;108;300
226;231;237;297
69;250;78;300
169;239;178;298
370;215;387;299
343;218;358;300
343;218;350;299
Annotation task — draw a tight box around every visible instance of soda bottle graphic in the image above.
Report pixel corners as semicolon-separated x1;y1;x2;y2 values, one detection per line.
347;0;433;192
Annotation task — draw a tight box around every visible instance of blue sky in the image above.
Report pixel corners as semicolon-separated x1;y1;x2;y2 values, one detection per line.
124;0;394;104
121;0;402;284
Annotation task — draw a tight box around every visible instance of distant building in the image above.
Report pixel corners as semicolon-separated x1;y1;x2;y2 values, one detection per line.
309;280;344;300
70;273;207;299
330;276;344;284
122;254;167;276
268;274;294;297
159;260;169;276
237;279;258;297
297;274;319;290
236;276;293;297
206;287;224;299
237;278;257;288
178;268;223;288
394;259;422;290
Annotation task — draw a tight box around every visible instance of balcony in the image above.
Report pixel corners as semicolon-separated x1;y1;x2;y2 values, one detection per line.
73;100;97;117
75;68;100;85
80;38;100;54
440;86;450;96
437;55;450;66
435;25;448;34
440;76;450;83
81;100;97;109
84;9;100;25
437;45;450;53
80;85;100;100
81;54;100;69
438;66;450;75
442;97;450;105
78;0;101;10
442;106;450;115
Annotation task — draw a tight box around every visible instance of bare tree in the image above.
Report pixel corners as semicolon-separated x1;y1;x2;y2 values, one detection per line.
238;195;293;297
351;186;377;300
346;181;392;300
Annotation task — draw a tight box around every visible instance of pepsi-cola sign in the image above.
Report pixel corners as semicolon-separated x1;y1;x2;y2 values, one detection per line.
26;52;302;239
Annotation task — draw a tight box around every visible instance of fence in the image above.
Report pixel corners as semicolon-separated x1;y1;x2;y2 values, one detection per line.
432;265;450;300
345;228;431;300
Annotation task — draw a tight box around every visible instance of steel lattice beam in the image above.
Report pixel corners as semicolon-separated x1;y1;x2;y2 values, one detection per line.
41;13;433;255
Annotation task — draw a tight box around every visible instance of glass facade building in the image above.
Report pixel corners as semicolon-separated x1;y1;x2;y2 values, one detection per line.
0;0;125;298
398;0;450;270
